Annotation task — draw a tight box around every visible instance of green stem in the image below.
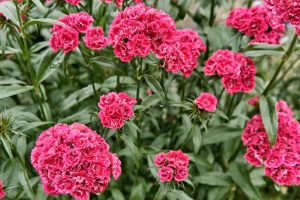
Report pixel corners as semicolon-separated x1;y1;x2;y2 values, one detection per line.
209;0;215;27
262;33;298;96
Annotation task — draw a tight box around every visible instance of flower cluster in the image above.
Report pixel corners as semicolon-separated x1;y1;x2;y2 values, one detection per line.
242;101;300;185
203;50;256;94
264;0;300;27
31;123;121;200
50;12;107;53
194;92;218;112
98;92;136;129
226;5;285;44
108;4;206;77
154;150;189;182
156;29;206;77
0;180;5;200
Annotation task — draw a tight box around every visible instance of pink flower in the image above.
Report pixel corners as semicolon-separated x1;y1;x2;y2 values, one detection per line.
226;5;285;44
248;96;259;106
194;92;218;112
204;50;256;94
276;100;294;117
154;150;189;183
59;12;94;33
65;0;80;5
98;92;136;129
0;180;6;199
49;25;79;53
174;166;189;182
158;166;174;182
108;4;176;62
31;123;121;199
154;153;167;167
83;27;108;50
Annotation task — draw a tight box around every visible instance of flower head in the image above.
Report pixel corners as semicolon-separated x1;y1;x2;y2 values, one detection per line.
194;92;218;112
31;123;121;200
0;180;6;200
84;27;108;50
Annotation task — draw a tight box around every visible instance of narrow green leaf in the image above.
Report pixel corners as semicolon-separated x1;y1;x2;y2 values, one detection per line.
23;18;62;29
19;170;37;200
0;1;19;25
228;162;262;200
259;95;278;145
242;43;285;57
0;135;13;159
194;172;232;186
36;49;65;84
201;126;242;145
0;85;33;99
192;125;201;154
167;189;193;200
144;74;166;104
16;136;26;162
111;188;126;200
154;184;170;200
31;0;47;12
19;121;53;132
120;134;140;168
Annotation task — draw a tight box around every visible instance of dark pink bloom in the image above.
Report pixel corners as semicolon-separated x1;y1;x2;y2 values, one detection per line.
204;50;256;94
98;92;136;129
226;5;285;44
154;150;189;182
59;12;94;33
49;25;79;53
0;180;5;199
108;4;176;62
158;166;174;182
83;27;108;50
194;92;218;112
31;123;121;199
248;96;259;106
65;0;80;5
242;101;300;186
154;153;167;167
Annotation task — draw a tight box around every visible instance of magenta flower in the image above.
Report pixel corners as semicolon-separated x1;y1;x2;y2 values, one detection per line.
194;92;218;112
84;27;108;50
154;150;189;183
0;180;5;200
31;123;121;200
65;0;80;5
203;50;256;94
98;92;136;129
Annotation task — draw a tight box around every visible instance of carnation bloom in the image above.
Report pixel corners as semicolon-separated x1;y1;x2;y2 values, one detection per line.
194;92;218;112
242;100;300;185
59;12;94;33
154;150;189;182
248;96;259;106
156;29;206;77
65;0;80;5
226;5;285;44
0;180;5;199
98;92;136;129
203;50;256;94
31;123;121;200
83;27;108;50
108;4;176;62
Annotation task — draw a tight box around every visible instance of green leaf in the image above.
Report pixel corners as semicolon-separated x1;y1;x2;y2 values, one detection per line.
18;121;53;132
208;186;230;200
194;172;232;186
201;126;242;145
110;188;126;200
23;18;62;29
167;189;193;200
228;162;262;200
144;74;166;104
0;85;33;99
19;170;38;200
120;134;140;168
242;43;285;57
154;184;170;200
16;136;26;163
31;0;47;12
0;135;13;159
259;95;278;145
192;125;201;154
36;49;65;84
0;1;19;25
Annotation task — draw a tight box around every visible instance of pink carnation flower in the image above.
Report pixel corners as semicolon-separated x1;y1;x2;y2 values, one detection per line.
242;100;300;185
156;29;206;77
226;5;285;44
59;12;94;33
31;123;121;200
108;4;176;62
248;96;259;106
65;0;80;5
154;150;189;182
0;180;5;200
49;25;79;53
84;27;108;50
194;92;218;112
203;50;256;94
98;92;136;129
